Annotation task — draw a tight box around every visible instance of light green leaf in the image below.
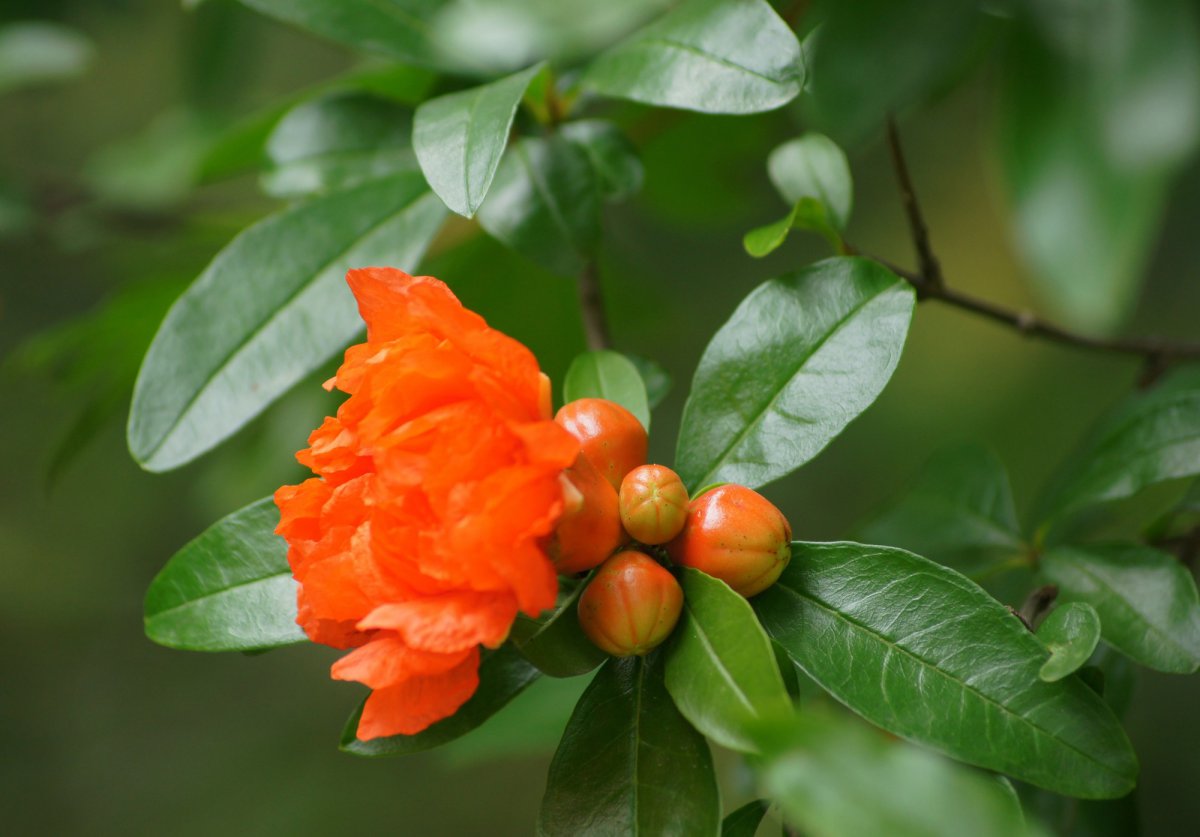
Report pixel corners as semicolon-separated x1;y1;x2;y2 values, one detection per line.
560;119;644;202
767;134;853;229
510;578;608;678
755;542;1138;798
413;62;545;217
476;135;599;277
721;800;768;837
0;22;93;95
1041;543;1200;674
539;655;720;836
743;211;796;259
584;0;803;115
128;172;446;471
341;645;541;756
664;568;792;752
1037;602;1103;682
743;198;842;258
263;92;417;198
144;497;304;652
675;257;914;491
754;709;1044;837
562;350;651;431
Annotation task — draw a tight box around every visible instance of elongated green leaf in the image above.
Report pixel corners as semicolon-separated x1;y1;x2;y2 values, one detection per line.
414;63;544;217
721;800;768;837
664;569;792;752
563;350;651;431
341;645;541;756
1037;602;1102;682
676;257;914;491
560;120;644;202
539;655;720;836
129;172;446;471
858;444;1026;569
263;92;417;197
510;578;608;678
1038;368;1200;525
754;709;1042;837
755;542;1138;798
767;134;853;229
235;0;446;68
584;0;802;115
0;22;92;95
476;135;599;277
1041;543;1200;674
144;497;303;652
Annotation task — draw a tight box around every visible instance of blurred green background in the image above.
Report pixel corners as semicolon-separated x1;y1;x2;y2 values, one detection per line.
2;1;1198;834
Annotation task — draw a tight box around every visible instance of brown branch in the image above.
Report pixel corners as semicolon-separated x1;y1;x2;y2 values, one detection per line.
577;260;612;351
880;120;1200;369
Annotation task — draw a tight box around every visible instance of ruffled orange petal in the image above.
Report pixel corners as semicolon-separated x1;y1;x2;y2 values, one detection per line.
358;590;519;652
354;647;481;740
331;635;474;689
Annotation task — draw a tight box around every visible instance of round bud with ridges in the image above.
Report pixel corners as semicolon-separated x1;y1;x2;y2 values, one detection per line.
619;464;689;545
555;398;648;491
547;454;625;575
578;550;683;657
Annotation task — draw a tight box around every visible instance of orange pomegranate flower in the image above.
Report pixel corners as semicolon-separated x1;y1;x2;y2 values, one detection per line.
274;267;578;740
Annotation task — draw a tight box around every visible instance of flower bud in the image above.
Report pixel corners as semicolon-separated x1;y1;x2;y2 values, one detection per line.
547;454;625;575
555;398;648;491
666;484;792;597
578;550;683;657
619;464;689;545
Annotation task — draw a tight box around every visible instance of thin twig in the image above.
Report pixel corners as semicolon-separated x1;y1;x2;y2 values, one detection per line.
577;260;612;351
885;117;943;291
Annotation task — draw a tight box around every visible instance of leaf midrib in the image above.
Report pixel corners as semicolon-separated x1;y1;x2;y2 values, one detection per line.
682;599;760;718
631;37;797;87
146;567;293;620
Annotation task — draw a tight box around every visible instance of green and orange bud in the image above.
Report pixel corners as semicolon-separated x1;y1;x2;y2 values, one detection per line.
619;464;689;545
578;550;683;657
666;484;792;597
555;398;648;491
547;454;625;575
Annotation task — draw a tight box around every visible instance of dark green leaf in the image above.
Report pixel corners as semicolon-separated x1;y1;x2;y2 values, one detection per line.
1041;543;1200;674
0;22;93;95
767;134;853;229
128;172;446;472
583;0;802;115
562;350;651;431
144;497;304;652
1038;367;1200;524
539;655;720;836
755;542;1137;798
413;62;545;217
341;645;541;756
627;355;672;410
510;579;608;678
1086;642;1139;719
263;92;417;197
675;257;914;491
476;135;599;277
753;709;1042;837
858;444;1026;569
664;568;792;752
1037;602;1102;682
235;0;446;68
721;800;768;837
560;120;644;202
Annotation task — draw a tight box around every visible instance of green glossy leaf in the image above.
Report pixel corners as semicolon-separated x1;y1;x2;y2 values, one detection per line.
1038;367;1200;524
0;22;92;95
476;135;600;277
767;134;853;229
235;0;446;68
743;198;842;258
1041;543;1200;674
755;542;1138;798
263;92;417;198
128;172;446;472
664;568;792;752
742;211;796;259
858;444;1026;569
560;120;644;202
584;0;802;115
627;355;672;410
562;350;651;431
1037;602;1102;682
721;800;768;837
754;709;1043;837
341;645;541;756
539;655;720;836
675;257;914;491
144;497;303;652
413;63;545;217
510;578;608;678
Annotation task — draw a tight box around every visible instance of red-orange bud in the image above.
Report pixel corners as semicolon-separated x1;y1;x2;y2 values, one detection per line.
578;550;683;657
666;484;792;597
547;454;625;575
555;398;648;491
619;464;689;545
